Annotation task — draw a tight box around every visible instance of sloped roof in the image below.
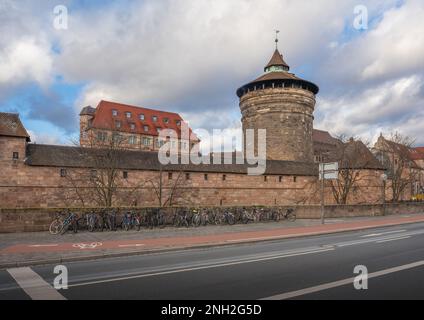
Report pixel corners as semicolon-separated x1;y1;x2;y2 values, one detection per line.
24;144;318;176
265;49;289;70
313;129;340;146
87;100;198;140
410;147;424;161
0;112;30;141
321;139;384;170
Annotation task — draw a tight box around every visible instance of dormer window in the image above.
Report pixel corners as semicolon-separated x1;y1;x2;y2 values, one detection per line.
130;123;136;130
112;109;118;116
144;125;149;132
163;118;169;124
115;121;121;128
152;116;158;122
176;120;181;126
139;114;145;121
126;112;132;118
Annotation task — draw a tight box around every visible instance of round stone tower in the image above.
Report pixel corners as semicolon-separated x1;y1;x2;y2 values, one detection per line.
237;47;319;163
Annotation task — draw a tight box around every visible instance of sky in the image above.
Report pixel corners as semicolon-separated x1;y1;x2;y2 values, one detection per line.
0;0;423;147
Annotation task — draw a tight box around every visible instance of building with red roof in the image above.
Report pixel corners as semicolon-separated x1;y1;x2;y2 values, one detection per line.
79;100;199;152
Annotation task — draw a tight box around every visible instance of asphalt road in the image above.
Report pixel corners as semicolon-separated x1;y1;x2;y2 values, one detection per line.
1;222;424;300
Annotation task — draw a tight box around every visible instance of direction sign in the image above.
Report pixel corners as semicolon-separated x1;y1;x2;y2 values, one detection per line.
319;162;339;180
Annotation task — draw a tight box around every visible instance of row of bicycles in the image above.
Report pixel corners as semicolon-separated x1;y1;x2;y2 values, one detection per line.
49;207;296;235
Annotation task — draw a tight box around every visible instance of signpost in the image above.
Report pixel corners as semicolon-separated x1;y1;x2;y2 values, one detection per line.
319;162;339;224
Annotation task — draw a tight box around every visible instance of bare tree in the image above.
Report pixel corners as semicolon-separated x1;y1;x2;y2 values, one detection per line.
374;132;418;202
62;132;146;207
329;136;379;205
148;169;188;207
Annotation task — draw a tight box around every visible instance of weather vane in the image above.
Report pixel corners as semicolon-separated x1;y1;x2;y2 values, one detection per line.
275;30;280;49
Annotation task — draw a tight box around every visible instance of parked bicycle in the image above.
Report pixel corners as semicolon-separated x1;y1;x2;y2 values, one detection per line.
49;210;78;235
215;210;236;225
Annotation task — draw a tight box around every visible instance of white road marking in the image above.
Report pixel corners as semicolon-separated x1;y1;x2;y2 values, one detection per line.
118;244;145;248
28;244;59;248
376;236;411;243
261;260;424;300
68;248;334;288
7;267;66;300
361;230;406;238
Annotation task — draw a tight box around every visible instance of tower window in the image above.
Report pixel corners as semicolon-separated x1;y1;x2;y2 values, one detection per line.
279;176;283;183
264;176;268;182
293;176;297;183
204;174;208;181
186;173;191;180
12;152;19;160
222;175;227;181
60;168;67;177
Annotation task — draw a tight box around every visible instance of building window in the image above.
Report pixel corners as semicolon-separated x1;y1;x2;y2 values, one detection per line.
279;176;283;183
12;152;19;160
60;168;67;177
115;120;121;129
130;123;136;130
264;176;268;182
97;131;107;142
164;118;169;124
112;109;118;116
123;171;128;179
144;125;149;132
293;176;297;183
90;170;97;179
128;136;137;145
126;112;132;118
143;137;151;146
139;114;145;121
222;175;227;181
186;173;191;180
152;116;158;122
168;172;173;180
204;174;208;181
176;120;181;126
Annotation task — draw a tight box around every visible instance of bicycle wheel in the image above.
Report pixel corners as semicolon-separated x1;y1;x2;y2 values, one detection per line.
228;215;236;225
49;220;63;235
287;213;296;222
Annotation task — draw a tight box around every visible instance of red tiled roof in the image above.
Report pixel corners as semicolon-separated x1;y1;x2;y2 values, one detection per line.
410;147;424;160
88;100;198;140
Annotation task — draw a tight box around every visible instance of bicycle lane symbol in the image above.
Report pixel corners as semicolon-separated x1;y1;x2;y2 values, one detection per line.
72;242;103;250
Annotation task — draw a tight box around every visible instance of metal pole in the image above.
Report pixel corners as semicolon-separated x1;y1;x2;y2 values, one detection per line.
320;166;325;225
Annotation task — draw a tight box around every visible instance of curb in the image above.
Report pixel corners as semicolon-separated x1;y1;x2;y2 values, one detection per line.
2;216;424;270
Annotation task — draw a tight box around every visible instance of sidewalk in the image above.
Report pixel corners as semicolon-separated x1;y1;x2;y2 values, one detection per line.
1;213;424;269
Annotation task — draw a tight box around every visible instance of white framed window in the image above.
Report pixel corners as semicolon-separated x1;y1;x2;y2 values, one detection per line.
139;114;145;121
112;109;118;116
143;137;151;146
126;112;132;118
130;123;136;130
128;136;137;144
152;116;158;122
144;125;149;132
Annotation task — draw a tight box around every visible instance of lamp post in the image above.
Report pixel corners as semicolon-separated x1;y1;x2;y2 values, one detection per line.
381;173;388;216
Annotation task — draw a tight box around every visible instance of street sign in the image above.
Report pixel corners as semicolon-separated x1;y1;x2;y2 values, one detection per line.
319;162;339;180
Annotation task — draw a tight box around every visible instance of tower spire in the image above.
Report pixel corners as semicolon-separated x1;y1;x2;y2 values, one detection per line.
275;30;280;49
